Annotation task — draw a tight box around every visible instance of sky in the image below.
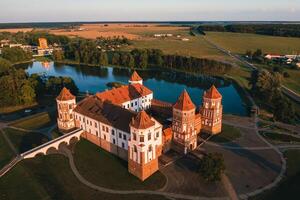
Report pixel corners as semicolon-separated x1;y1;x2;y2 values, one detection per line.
0;0;299;23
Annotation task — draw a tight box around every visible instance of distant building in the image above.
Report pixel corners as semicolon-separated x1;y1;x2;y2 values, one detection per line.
265;54;283;60
38;38;49;49
56;71;223;181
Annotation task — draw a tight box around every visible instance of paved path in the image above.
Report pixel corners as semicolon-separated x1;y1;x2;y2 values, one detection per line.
62;147;229;200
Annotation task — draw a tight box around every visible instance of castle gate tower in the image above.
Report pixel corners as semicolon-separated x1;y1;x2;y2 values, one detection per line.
172;90;197;154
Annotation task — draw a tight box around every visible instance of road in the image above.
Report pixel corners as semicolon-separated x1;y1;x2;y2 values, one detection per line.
203;36;300;103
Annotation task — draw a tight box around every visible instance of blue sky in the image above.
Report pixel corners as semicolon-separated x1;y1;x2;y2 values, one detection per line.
0;0;299;22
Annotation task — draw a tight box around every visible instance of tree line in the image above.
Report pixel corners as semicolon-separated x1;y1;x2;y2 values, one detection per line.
250;69;296;123
59;40;233;76
1;47;32;63
198;24;300;38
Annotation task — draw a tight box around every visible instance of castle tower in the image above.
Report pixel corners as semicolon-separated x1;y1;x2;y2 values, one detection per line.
129;71;143;85
56;87;76;132
200;85;223;134
172;90;197;154
128;111;162;181
38;38;48;49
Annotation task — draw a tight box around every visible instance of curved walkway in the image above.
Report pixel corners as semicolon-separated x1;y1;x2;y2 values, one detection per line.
62;147;229;200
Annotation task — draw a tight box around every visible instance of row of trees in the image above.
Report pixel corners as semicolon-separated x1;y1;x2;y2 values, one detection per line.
110;49;232;75
198;24;300;38
250;69;296;123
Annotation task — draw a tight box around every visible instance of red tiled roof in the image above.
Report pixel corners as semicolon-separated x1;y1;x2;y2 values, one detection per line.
131;110;155;129
203;85;222;99
74;96;136;133
130;71;142;81
96;83;152;105
56;87;75;101
173;90;195;111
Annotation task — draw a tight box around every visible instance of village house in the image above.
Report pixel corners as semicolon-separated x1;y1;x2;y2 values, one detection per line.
56;71;223;181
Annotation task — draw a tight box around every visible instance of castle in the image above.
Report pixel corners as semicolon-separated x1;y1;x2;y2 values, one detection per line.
56;71;223;181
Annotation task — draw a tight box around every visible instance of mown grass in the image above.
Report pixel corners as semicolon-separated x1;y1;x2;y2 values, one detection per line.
0;132;15;169
210;124;241;143
252;150;300;200
74;139;166;190
259;131;300;143
0;154;166;200
10;112;55;130
205;32;300;55
3;128;49;153
125;36;232;61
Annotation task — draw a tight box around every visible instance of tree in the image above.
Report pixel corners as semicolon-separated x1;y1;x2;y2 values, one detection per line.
199;153;225;182
0;58;12;75
272;94;295;123
52;50;65;61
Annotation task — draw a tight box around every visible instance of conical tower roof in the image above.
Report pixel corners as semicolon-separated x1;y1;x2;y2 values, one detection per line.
56;87;75;101
129;71;142;81
173;90;195;111
131;110;155;129
203;85;222;99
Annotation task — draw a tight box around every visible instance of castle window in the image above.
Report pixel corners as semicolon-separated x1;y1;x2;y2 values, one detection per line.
131;102;133;107
119;132;122;138
69;104;72;109
133;133;136;141
95;122;97;128
112;130;115;135
135;101;137;106
134;145;137;152
123;134;127;140
106;127;108;132
148;132;151;140
148;145;152;152
140;136;144;142
70;115;73;119
102;125;105;131
122;142;125;148
104;134;106;140
87;119;89;124
113;139;116;144
79;116;81;121
90;121;92;126
96;131;98;136
156;132;159;137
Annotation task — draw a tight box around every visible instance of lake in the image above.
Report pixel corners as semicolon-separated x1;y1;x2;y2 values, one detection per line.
23;62;248;116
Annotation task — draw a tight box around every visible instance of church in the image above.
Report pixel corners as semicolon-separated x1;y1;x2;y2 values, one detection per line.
56;71;223;181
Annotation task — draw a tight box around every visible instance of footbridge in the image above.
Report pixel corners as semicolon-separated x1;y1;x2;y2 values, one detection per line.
20;129;83;159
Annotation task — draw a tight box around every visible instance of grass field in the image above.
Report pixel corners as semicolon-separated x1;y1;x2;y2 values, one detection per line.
126;36;232;61
10;112;55;130
210;124;241;143
0;132;15;169
259;131;300;143
74;139;166;190
205;32;300;55
252;150;300;200
0;154;166;200
3;128;49;153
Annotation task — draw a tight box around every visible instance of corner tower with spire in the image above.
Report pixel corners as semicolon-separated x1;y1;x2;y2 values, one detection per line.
172;90;197;153
200;85;223;134
56;87;76;132
128;110;162;181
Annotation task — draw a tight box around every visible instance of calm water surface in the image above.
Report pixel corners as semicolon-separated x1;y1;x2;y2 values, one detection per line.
24;62;248;116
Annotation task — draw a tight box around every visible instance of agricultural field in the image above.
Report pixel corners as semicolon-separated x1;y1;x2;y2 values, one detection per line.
10;112;55;130
205;32;300;55
48;23;189;40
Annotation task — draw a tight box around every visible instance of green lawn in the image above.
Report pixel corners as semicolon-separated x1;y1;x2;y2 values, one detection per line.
3;128;49;153
252;150;300;200
10;112;55;130
0;154;166;200
259;131;300;143
74;139;166;190
51;127;63;139
0;132;15;169
210;124;241;143
205;32;300;55
125;36;232;61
